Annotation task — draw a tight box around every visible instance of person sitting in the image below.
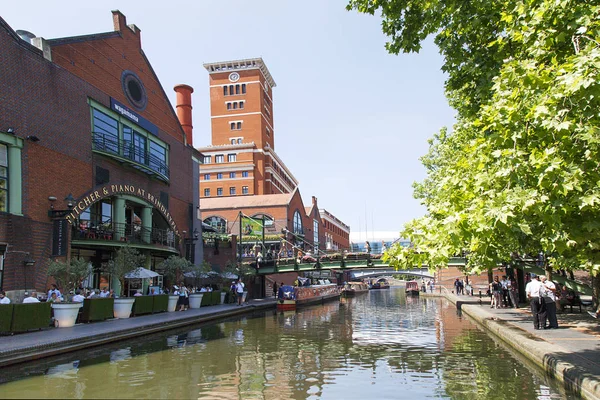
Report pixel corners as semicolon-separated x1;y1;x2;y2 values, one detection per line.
23;291;40;303
108;289;116;298
133;289;143;297
0;290;11;304
72;290;85;302
88;289;101;299
47;284;61;301
48;292;62;303
99;287;109;298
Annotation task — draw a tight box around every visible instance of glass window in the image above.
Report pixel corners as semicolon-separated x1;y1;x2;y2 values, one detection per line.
242;186;248;195
242;84;246;94
229;187;236;195
229;172;236;178
0;144;7;212
233;102;238;110
242;171;248;178
237;139;242;144
203;156;211;164
235;84;240;95
204;188;210;197
149;141;167;175
217;188;223;196
229;85;234;95
101;201;112;224
313;219;319;252
216;155;224;163
92;109;119;153
204;174;210;180
203;216;227;234
293;211;303;234
228;154;237;162
227;102;231;110
240;101;244;109
231;139;235;145
217;173;223;179
223;86;228;96
236;122;242;130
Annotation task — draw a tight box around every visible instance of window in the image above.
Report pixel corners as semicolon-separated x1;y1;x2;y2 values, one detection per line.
313;219;319;252
215;155;224;163
229;85;234;94
231;139;236;145
123;126;147;165
223;86;228;96
230;172;236;178
204;174;210;180
217;173;223;179
230;187;236;195
227;103;232;110
92;109;119;153
203;156;211;164
233;102;238;110
240;101;245;109
242;171;249;178
203;216;227;233
242;186;249;195
237;138;242;144
242;84;246;94
235;84;240;95
149;141;167;175
0;144;7;212
266;127;271;137
237;122;242;130
228;154;237;162
217;188;223;196
293;211;303;234
204;188;210;197
230;122;242;131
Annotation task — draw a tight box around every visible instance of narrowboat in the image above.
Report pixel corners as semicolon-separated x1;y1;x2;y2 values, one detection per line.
406;281;420;296
277;278;340;311
341;281;369;296
371;278;390;289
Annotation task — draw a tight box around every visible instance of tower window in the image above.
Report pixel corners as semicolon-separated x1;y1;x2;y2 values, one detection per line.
223;86;228;96
235;85;240;95
227;102;232;110
237;138;242;144
233;102;238;110
242;84;246;94
240;101;244;109
236;122;242;130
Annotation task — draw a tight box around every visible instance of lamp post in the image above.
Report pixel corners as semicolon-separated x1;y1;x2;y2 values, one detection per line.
23;253;35;292
48;194;75;288
183;228;199;263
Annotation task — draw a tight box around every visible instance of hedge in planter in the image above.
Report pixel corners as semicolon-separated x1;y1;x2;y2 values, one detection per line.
0;304;14;333
133;296;153;315
81;298;114;322
11;303;51;332
152;295;168;313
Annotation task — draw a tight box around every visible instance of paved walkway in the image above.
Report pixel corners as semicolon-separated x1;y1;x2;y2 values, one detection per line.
431;292;600;399
0;298;276;367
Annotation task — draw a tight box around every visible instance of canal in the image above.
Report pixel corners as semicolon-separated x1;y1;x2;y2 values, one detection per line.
1;288;578;399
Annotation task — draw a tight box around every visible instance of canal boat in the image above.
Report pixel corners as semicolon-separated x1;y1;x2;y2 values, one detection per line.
371;278;390;290
341;281;369;296
277;279;341;311
405;281;420;296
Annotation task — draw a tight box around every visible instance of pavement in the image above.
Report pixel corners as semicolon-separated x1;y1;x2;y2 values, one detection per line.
0;298;276;367
426;291;600;400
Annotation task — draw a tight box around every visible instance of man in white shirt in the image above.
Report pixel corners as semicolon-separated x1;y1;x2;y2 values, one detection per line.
72;290;86;302
47;284;61;300
525;274;543;330
236;279;245;306
99;288;109;298
23;291;40;303
540;275;559;329
0;290;11;304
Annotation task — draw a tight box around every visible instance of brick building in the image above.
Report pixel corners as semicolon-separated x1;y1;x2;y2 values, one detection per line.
0;11;202;298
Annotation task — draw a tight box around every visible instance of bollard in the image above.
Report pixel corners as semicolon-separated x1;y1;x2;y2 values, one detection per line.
479;290;482;305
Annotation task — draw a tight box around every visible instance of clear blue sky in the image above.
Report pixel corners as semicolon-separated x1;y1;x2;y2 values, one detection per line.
2;0;455;233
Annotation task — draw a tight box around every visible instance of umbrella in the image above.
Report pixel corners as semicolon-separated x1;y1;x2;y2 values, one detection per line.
124;267;159;279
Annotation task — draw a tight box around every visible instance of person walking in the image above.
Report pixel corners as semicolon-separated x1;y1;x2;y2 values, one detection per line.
525;274;543;329
540;275;559;329
272;281;278;298
489;276;503;309
236;279;245;306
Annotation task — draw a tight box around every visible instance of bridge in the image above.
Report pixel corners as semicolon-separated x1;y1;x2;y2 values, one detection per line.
350;267;433;279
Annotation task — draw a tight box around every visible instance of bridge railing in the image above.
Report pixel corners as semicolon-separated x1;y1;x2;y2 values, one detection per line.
245;250;381;272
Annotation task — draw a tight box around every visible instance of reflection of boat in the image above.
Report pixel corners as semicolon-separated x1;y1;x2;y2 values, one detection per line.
342;281;369;296
405;281;420;296
371;278;390;289
277;279;340;311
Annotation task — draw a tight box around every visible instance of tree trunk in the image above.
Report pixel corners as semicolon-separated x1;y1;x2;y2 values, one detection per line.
593;273;600;310
545;266;553;281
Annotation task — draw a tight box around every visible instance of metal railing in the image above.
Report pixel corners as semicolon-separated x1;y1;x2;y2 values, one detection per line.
72;220;179;249
92;133;169;180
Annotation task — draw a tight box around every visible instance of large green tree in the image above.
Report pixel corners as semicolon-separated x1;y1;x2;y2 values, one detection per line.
348;0;600;300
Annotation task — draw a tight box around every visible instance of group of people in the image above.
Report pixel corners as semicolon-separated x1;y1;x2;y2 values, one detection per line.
421;279;435;293
488;275;519;309
525;273;559;330
453;278;474;296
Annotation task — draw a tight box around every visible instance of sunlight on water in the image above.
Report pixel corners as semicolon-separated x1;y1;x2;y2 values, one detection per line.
0;288;577;399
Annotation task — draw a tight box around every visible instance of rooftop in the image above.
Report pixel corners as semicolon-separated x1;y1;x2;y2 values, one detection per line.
200;191;295;211
203;57;276;88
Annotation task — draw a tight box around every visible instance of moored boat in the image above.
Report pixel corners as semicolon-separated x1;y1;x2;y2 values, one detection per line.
371;278;390;289
277;279;340;311
405;280;420;296
342;281;369;296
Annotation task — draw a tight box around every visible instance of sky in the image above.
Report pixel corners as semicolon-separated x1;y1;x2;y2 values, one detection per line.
2;0;455;234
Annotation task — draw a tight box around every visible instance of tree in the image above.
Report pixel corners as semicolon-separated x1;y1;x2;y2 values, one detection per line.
157;255;193;287
47;258;92;293
185;260;214;287
349;0;600;303
103;246;145;296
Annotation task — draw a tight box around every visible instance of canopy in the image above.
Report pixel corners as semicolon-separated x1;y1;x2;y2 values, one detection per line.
124;267;159;279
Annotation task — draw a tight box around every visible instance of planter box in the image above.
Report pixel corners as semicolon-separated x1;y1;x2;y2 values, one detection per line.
113;298;135;319
189;293;203;309
167;295;178;312
11;303;51;333
0;304;14;333
133;296;153;316
220;292;226;304
81;298;114;322
52;303;83;328
152;295;169;313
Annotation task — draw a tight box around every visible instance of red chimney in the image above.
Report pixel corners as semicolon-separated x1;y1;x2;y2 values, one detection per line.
174;84;194;145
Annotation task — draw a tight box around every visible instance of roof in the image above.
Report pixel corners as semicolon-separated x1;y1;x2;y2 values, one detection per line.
203;57;276;88
200;192;294;211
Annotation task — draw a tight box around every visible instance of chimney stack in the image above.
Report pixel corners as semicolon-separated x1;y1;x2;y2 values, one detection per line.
174;84;194;145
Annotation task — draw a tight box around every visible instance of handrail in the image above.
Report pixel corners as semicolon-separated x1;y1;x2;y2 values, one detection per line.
72;220;179;249
92;133;169;180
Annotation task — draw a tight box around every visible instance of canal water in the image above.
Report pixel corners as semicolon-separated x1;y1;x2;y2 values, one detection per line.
1;288;577;399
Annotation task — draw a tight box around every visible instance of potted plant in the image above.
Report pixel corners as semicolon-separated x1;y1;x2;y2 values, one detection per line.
186;261;213;308
103;246;145;318
158;255;192;312
46;258;92;327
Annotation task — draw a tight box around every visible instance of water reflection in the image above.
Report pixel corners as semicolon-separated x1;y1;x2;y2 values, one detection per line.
0;289;577;399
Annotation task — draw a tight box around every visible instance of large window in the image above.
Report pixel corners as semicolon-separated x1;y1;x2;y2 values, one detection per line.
92;109;119;153
0;144;7;212
293;211;303;235
228;154;237;162
203;156;211;164
203;216;227;234
215;155;224;163
313;219;319;252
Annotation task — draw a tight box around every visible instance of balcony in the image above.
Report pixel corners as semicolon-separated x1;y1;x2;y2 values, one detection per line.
92;133;169;181
72;221;179;252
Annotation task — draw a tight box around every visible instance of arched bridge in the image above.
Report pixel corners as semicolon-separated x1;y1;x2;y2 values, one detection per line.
350;267;433;279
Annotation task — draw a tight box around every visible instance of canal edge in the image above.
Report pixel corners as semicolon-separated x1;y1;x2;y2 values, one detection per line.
436;293;600;400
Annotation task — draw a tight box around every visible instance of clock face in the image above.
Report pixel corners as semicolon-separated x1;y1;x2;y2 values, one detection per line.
229;72;240;82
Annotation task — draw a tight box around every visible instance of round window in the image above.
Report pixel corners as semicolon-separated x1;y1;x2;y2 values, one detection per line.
121;70;147;111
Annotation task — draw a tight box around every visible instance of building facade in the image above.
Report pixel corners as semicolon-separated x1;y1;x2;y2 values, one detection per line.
0;11;202;298
319;209;350;250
